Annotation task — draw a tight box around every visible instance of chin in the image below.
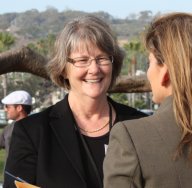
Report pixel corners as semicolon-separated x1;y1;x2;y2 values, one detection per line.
87;94;103;99
85;92;106;99
151;95;158;104
152;96;164;105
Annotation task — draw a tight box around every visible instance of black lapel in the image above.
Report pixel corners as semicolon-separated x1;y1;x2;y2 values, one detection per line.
49;95;86;183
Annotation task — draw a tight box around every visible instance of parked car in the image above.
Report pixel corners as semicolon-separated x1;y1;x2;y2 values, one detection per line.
139;109;154;116
0;109;7;127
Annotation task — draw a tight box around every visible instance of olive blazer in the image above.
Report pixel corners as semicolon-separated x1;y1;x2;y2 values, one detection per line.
104;96;192;188
4;95;145;188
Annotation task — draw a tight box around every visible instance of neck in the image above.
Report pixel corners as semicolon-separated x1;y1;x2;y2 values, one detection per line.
15;113;27;121
68;92;109;118
68;93;111;137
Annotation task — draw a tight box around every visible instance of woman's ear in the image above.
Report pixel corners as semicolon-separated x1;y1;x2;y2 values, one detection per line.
161;69;170;86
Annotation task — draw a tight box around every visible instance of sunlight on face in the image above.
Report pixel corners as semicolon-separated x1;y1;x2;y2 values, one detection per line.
66;43;113;100
147;53;163;104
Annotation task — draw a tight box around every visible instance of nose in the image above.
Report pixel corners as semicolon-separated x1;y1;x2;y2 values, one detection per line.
88;59;100;73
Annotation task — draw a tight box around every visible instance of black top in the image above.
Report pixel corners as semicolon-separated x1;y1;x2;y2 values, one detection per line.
74;102;113;188
4;94;147;188
79;133;109;188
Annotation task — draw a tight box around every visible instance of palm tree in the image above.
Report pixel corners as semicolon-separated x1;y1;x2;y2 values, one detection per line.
123;39;148;107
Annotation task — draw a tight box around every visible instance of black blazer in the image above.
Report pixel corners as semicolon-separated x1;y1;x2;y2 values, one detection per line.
4;95;146;188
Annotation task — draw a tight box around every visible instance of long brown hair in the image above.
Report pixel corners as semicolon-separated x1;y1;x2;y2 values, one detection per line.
144;12;192;159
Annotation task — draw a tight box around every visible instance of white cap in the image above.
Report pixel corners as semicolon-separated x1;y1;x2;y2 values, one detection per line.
1;90;32;105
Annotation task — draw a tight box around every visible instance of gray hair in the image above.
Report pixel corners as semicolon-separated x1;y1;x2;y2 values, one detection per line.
47;14;125;90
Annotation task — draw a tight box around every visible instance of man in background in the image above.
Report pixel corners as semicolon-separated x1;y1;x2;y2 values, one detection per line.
0;90;32;155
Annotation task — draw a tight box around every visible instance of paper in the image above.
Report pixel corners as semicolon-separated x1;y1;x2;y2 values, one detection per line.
15;180;40;188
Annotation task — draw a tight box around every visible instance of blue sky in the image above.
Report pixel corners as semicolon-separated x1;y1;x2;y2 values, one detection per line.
1;0;192;18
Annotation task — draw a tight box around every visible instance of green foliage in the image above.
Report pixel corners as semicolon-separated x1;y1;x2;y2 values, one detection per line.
134;99;147;109
122;39;148;75
27;34;56;57
0;32;15;52
109;93;129;105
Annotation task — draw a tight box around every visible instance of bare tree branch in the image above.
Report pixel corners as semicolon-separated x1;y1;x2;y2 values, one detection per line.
0;47;151;93
0;47;49;79
110;75;151;93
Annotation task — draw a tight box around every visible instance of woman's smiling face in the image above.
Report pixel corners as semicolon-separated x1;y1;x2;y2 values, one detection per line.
65;44;113;99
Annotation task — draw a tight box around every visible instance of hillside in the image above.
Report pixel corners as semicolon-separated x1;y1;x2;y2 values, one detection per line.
0;8;157;46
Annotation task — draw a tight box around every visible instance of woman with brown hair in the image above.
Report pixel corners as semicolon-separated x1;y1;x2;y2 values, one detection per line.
104;12;192;188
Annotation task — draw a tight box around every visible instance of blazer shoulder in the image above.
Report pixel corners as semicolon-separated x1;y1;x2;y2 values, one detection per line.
14;105;56;138
19;106;53;124
14;98;69;133
122;115;154;129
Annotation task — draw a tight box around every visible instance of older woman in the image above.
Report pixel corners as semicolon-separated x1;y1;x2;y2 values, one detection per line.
4;15;145;188
104;12;192;188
